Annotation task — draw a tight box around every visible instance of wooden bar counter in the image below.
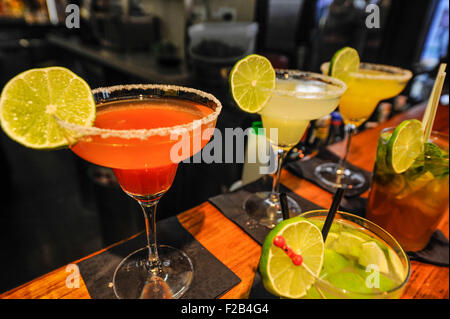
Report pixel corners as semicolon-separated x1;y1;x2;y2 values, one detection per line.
1;103;448;299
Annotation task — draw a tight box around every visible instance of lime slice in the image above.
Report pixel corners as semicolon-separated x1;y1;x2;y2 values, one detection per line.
358;241;389;274
407;171;434;193
388;249;406;282
229;54;275;113
334;231;366;258
356;265;397;292
259;216;324;298
329;47;360;81
321;249;349;275
387;119;424;173
0;67;96;149
324;232;339;249
326;272;372;295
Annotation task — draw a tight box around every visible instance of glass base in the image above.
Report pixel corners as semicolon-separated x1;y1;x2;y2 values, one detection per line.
244;191;302;229
314;162;365;190
113;245;193;299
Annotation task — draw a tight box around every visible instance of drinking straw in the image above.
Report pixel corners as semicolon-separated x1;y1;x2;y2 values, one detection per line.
280;192;290;220
422;63;447;141
321;188;345;241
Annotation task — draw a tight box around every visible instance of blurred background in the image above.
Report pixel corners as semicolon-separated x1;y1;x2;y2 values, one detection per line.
0;0;448;293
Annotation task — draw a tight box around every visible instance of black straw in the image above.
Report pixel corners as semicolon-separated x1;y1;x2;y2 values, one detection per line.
322;188;345;241
279;193;290;220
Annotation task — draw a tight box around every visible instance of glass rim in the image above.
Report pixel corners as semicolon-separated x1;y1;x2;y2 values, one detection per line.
271;68;348;99
300;210;411;297
320;62;413;82
55;84;222;140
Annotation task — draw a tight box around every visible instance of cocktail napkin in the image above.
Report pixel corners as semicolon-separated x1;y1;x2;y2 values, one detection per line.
208;176;323;245
77;215;241;299
286;149;372;197
407;230;449;267
248;271;278;299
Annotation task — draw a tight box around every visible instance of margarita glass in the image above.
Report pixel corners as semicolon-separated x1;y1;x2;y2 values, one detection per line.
302;210;410;299
244;70;347;228
314;63;412;189
63;84;221;299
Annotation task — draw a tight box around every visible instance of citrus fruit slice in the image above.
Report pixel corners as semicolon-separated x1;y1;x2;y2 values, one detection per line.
259;216;324;298
407;171;434;193
321;249;349;275
386;119;424;173
329;47;360;81
358;241;389;274
356;266;397;293
324;232;339;249
326;272;372;295
229;54;275;113
0;67;96;149
388;249;406;282
334;231;366;257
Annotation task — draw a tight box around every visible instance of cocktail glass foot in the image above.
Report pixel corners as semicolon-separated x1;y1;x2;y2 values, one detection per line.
314;162;365;190
244;191;301;229
113;245;194;299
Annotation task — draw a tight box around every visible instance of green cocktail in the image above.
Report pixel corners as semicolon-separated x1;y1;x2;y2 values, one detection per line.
302;210;410;299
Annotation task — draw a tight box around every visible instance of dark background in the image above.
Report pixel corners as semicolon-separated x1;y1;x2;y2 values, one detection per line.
0;0;448;293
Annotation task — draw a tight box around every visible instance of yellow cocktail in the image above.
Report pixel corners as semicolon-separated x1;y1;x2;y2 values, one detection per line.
321;63;412;127
315;62;412;189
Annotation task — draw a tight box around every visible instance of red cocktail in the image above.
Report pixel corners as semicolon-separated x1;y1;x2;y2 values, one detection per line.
65;84;221;298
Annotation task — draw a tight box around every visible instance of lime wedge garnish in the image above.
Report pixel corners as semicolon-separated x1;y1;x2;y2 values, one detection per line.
259;216;324;298
387;119;424;173
358;241;389;274
229;54;275;113
329;47;360;81
0;67;96;149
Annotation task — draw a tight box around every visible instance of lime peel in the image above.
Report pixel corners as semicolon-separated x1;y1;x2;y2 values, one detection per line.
259;216;325;298
229;54;276;113
387;119;424;173
0;66;96;149
329;47;360;81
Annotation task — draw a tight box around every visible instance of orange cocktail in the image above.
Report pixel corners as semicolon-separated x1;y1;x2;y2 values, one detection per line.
66;84;221;299
71;98;214;196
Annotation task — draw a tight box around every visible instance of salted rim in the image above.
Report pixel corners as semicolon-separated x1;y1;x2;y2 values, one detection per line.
268;69;348;99
321;62;413;82
56;84;222;140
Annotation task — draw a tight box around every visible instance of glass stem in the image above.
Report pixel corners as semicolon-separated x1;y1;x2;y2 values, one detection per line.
272;148;288;195
139;200;162;276
336;124;355;184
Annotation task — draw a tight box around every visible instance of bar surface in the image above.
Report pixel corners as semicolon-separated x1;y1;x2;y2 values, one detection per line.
1;103;448;299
